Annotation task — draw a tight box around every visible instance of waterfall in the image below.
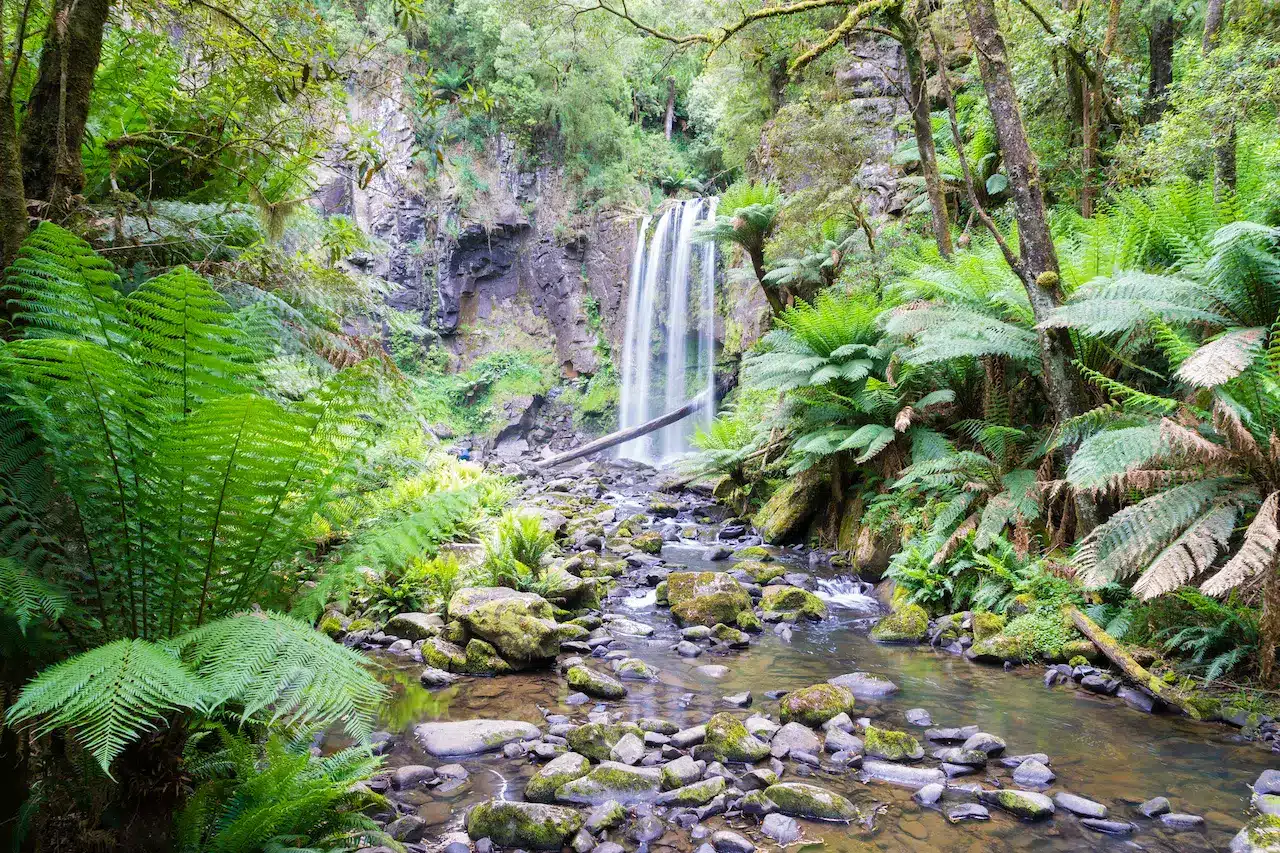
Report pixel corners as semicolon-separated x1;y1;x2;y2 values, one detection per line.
618;198;719;463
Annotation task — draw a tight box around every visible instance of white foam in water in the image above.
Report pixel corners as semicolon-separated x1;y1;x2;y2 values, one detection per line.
815;577;881;615
623;589;657;609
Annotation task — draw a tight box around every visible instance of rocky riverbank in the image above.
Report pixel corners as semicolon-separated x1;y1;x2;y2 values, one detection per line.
332;456;1280;853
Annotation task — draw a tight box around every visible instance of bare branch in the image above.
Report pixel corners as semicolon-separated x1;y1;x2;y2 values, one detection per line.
788;0;898;74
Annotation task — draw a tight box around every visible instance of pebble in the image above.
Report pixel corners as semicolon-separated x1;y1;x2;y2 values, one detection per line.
1160;812;1205;830
676;641;702;658
1012;758;1055;787
905;708;933;726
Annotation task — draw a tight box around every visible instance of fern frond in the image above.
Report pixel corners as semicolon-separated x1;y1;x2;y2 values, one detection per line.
0;559;69;633
1175;327;1265;389
1132;503;1238;599
1202;490;1280;596
5;639;204;773
171;611;386;741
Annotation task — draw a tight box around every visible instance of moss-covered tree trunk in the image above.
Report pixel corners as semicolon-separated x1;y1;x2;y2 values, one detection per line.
893;14;952;258
0;90;25;281
961;0;1098;532
1201;0;1236;200
19;0;113;217
1144;13;1176;123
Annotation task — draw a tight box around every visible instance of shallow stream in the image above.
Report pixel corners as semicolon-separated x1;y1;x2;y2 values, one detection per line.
356;488;1276;853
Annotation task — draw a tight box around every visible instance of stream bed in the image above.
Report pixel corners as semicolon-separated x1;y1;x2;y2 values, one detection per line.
350;464;1277;853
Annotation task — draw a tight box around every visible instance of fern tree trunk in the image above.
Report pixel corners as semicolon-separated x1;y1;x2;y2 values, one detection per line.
892;12;952;258
1201;0;1236;200
1144;12;1176;123
0;89;24;280
1263;567;1280;686
961;0;1099;532
19;0;113;218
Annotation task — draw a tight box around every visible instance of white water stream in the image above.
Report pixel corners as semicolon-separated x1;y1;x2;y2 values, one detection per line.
618;198;719;463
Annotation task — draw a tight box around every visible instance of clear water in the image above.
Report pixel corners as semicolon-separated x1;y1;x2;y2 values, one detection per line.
361;544;1275;852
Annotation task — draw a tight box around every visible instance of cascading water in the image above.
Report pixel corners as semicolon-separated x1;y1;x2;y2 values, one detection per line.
618;198;719;463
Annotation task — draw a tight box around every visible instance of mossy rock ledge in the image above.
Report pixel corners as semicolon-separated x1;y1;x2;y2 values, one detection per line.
870;602;929;643
466;800;584;849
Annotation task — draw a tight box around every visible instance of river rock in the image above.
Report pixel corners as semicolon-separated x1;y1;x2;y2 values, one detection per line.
392;764;437;789
698;664;729;678
555;762;663;805
761;813;802;844
448;587;561;664
723;691;753;707
466;800;584;849
388;814;427;842
667;572;753;627
1138;795;1171;817
979;789;1055;820
860;760;945;788
1012;758;1056;787
827;671;899;699
1117;686;1157;713
676;641;703;657
864;725;923;761
914;783;944;805
1232;815;1280;852
656;776;726;806
824;727;862;754
711;830;754;853
779;683;856;726
760;585;827;621
1082;818;1137;835
925;726;980;743
420;666;460;687
585;801;626;833
764;783;859;821
1160;812;1205;830
1053;792;1107;818
935;747;987;766
905;708;933;726
610;733;646;765
747;715;780;738
527;752;591;802
772;722;822;755
662;755;704;788
614;658;659;681
740;790;778;815
415;719;540;757
1257;794;1280;816
1258;770;1280;795
385;612;444;640
607;617;654;637
962;732;1007;755
568;722;645;761
946;804;990;823
567;665;628;700
705;713;770;762
870;603;928;643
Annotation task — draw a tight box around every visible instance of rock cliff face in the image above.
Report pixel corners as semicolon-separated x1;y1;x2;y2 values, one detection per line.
313;62;633;377
833;35;911;217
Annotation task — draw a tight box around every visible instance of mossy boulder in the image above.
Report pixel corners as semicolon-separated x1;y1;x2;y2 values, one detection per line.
567;665;628;700
712;623;750;646
655;581;668;604
753;464;828;543
667;572;752;627
738;560;785;584
870;602;929;643
555;622;590;642
614;658;659;681
1232;814;1280;852
736;610;764;632
421;636;511;675
761;585;827;621
345;617;374;634
649;499;680;518
705;712;770;762
978;788;1055;821
525;752;590;803
1060;639;1100;662
969;632;1037;663
779;683;856;727
972;611;1006;641
318;614;346;638
542;567;599;610
764;783;860;821
464;639;515;675
448;587;561;665
466;800;584;849
733;546;772;561
554;762;663;805
631;531;664;554
657;776;726;806
863;724;923;761
567;722;644;761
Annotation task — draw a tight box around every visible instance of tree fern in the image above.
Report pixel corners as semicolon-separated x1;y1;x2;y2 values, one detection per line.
0;559;69;633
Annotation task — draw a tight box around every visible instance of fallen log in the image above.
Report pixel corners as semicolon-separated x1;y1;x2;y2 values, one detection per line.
543;372;737;469
1067;607;1216;720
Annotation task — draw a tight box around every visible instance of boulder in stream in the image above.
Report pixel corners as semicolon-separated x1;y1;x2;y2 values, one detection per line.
764;782;860;821
415;719;540;757
466;800;584;849
667;572;753;627
705;713;771;762
779;683;857;726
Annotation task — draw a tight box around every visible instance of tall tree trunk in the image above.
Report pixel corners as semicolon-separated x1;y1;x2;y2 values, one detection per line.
894;15;952;257
19;0;113;217
961;0;1099;532
749;246;785;315
1082;0;1123;217
0;91;25;277
663;76;676;141
1202;0;1236;199
1143;13;1175;123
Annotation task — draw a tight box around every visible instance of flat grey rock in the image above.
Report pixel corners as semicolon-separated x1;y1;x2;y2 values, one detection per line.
946;804;990;823
1082;819;1137;835
415;719;540;757
1054;792;1107;818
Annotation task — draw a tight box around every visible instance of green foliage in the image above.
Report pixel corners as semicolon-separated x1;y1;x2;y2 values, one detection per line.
483;510;556;588
176;728;391;853
1157;590;1259;682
